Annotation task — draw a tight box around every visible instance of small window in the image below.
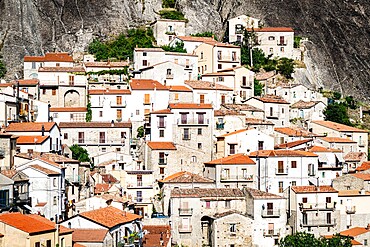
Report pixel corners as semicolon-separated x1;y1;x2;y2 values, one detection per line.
99;111;103;117
291;181;296;186
280;47;284;52
101;147;106;152
142;60;148;66
218;64;222;70
35;242;41;247
229;223;236;233
56;63;60;67
143;52;147;56
198;143;202;149
136;110;140;115
52;89;56;95
269;48;273;53
197;128;202;135
206;201;210;208
225;200;231;208
63;133;68;140
291;161;297;168
302;197;308;203
201;52;203;59
160;167;165;174
43;88;46;95
268;36;275;41
159;130;164;137
53;178;57;187
53;196;57;205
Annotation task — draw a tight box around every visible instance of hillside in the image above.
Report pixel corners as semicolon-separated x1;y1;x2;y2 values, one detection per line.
0;0;369;99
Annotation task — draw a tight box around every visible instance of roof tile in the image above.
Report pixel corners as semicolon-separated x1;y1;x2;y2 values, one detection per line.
291;185;337;193
147;142;176;150
59;122;131;128
6;122;57;132
16;135;49;145
185;80;233;91
312;121;368;133
160;171;214;183
72;229;108;242
171;188;245;198
249;149;318;157
205;153;255;165
130;79;168;90
168;103;213;109
0;213;56;234
88;89;131;95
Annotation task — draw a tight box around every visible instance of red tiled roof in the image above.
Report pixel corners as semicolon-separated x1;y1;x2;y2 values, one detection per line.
143;225;171;247
321;137;356;143
245;187;284;199
59;122;131;128
24;52;74;62
205;153;255;165
130;79;168;90
73;243;86;247
176;36;216;43
185;80;233;91
291;185;337;193
214;109;243;116
274;127;318;137
101;174;119;184
245;118;274;125
275;139;313;149
96;160;117;167
88;89;131;95
84;61;129;67
16;152;77;164
160;171;214;183
338;190;370;196
50;107;87;112
0;170;18;179
222;103;264;112
39;67;85;72
0;213;56;234
356;161;370;171
0;83;13;88
30;165;60;175
291;100;323;109
255;71;276;81
168;103;213;109
12;79;39;86
147;142;176;150
251;95;289;104
35;202;47;207
72;229;108;242
166;85;192;92
171;188;245;198
249;150;318;157
246;27;294;32
307;146;342;153
27;214;73;235
150;109;173;114
340;227;370;237
17;135;49;144
312;121;368;133
80;206;142;228
351;173;370;181
94;183;113;194
344;152;366;162
6;122;57;132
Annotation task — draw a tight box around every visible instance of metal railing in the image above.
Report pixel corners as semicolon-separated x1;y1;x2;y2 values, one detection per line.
263;229;279;237
299;202;336;211
220;175;253;181
261;209;281;218
275;168;289;175
300;218;336;227
216;123;225;130
178;225;192;233
177;118;209;125
178;208;193;216
346;206;356;214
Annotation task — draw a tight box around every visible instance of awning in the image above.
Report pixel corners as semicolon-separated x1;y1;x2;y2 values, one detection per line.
335;153;345;163
318;154;328;163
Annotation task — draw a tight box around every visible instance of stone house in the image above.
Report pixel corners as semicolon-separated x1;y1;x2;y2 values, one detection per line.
220;103;265;120
318;136;358;157
249;150;319;195
49;106;87;123
151;19;186;46
245;118;275;135
273;126;319;145
245;95;290;127
354;160;370;173
204;153;257;189
310;120;369;154
84;61;129;85
214;109;246;136
169;188;246;247
289;185;339;237
0;131;17;169
228;15;260;43
13;79;40;100
332;174;370;191
244;187;287;247
290;100;326;123
268;84;325;105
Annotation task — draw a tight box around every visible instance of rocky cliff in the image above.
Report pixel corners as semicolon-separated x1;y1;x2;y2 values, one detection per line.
0;0;369;99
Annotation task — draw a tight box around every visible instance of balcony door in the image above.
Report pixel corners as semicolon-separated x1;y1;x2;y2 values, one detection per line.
267;203;273;215
278;161;284;173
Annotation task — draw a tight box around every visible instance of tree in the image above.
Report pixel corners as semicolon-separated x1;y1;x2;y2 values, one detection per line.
277;57;295;79
254;79;264;96
332;91;342;100
320;234;352;247
0;59;6;78
137;126;144;138
279;232;352;247
70;144;90;162
86;95;92;122
159;10;187;21
191;31;217;40
344;96;357;109
161;41;187;53
323;102;352;126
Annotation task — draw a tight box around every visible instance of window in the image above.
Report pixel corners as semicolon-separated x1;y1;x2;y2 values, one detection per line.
69;75;74;85
35;242;41;247
183;128;190;140
0;190;9;207
218;64;222;70
52;89;56;95
291;181;296;186
181;113;188;124
31;62;36;69
198;143;202;149
302;213;308;225
99;111;103;117
136;110;140;115
279;36;285;45
221;95;225;104
158;116;165;128
232;51;236;61
174;93;179;101
217;51;222;60
278;181;283;193
278;161;284;173
160;167;165;174
326;197;331;203
136;191;142;202
291;161;297;168
159;130;164;137
282;108;285;114
268;223;274;235
116;109;122;119
302;197;308;203
280;47;284;52
199;94;205;104
174;58;178;64
53;196;57;205
197;128;202;135
143;52;147;56
364;240;368;246
242;76;247;86
229;223;236;233
191;156;197;163
63;133;68;140
99;132;105;143
225;200;231;208
206;201;211;208
121;132;126;143
222;168;230;179
167;68;172;75
197;113;205;124
78;132;84;143
200;52;203;59
144;94;150;104
229;144;236;154
142;60;148;66
218;76;224;82
116;96;122;105
269;48;273;53
42;88;46;95
268;36;275;41
159;152;165;164
258;141;264;150
185;59;189;68
204;65;207;71
327;213;331;224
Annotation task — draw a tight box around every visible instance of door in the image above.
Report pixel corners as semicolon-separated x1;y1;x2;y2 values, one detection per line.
267;203;273;215
278;161;284;173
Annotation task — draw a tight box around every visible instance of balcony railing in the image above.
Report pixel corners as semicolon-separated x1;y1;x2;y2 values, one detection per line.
277;42;287;46
178;225;192;233
346;206;356;214
66;175;81;184
220;175;254;181
358;141;366;147
217;56;239;62
275;168;289;175
127;183;153;189
261;209;281;218
178;118;209;126
299;202;336;211
157;122;166;128
216;123;225;130
263;229;280;237
166;74;174;79
178;208;193;216
182;134;191;140
241;83;252;88
300;218;337;227
14;192;30;204
266;112;279;119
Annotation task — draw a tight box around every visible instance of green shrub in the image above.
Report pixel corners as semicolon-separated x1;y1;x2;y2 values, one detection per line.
161;41;187;53
0;59;6;78
159;10;187;21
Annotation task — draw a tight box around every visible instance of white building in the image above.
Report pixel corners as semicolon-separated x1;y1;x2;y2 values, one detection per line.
49;107;87;123
228;15;260;43
151;19;186;46
170;36;216;53
267;84;326;105
290;100;326;122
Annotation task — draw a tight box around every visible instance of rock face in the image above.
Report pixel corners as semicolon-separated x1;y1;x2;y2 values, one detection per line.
0;0;369;99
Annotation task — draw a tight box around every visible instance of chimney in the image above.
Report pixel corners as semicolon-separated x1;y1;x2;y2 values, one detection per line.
41;125;45;136
367;224;370;230
360;188;365;195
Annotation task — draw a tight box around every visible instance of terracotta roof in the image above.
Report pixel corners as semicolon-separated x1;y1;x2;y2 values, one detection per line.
245;187;284;199
88;89;131;95
275;139;312;149
59;122;131;128
80;206;142;228
73;243;86;247
0;170;17;179
356;161;370;171
255;71;276;81
35;202;47;207
147;142;176;150
134;48;165;52
351;173;370;181
171;188;245;198
338;190;370;196
307;146;342;153
150;109;173;114
160;171;214;183
249;149;318;157
245;118;274;125
340;227;370;237
291;185;337;193
6;122;57;132
39;67;85;73
94;183;113;194
84;61;129;67
130;79;168;90
221;104;264;112
0;213;56;234
72;229;108;242
27;214;73;235
320;137;356;143
96;160;117;167
205;153;255;165
143;225;171;247
203;41;240;48
312;121;368;133
214;109;243;116
101;174;119;184
50;107;87;112
185;80;233;91
12;79;39;86
247;27;294;32
274;127;318;137
219;128;248;137
24;52;74;62
168;103;213;109
291;100;323;109
16;152;78;164
176;36;216;42
30;165;60;175
0;83;13;88
96;194;129;203
323;235;363;245
201;72;234;76
344;152;367;162
166;85;192;92
16;135;49;144
250;95;289;104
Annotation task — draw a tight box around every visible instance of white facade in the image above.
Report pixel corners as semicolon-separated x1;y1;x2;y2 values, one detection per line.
290;101;326;122
267;84;326;105
151;19;186;46
228;15;260;43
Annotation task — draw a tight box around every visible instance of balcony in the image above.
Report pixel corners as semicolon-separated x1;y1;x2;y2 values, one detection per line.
217;55;239;63
182;134;191;140
275;168;288;175
277;42;287;46
359;141;366;147
261;209;281;218
263;229;280;237
66;175;81;184
127;182;153;189
157;122;166;128
216;123;225;130
220;175;254;181
266;112;279;119
178;118;209;126
241;83;252;88
14;192;30;204
300;218;337;227
346;206;356;214
178;225;192;233
299;202;336;211
178;208;193;216
166;74;174;79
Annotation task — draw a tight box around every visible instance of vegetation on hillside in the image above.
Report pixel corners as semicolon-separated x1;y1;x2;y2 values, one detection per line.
162;0;175;8
191;31;217;40
254;79;264;96
88;28;155;61
0;59;6;78
279;232;352;247
159;9;187;21
70;144;91;162
294;36;302;48
161;41;187;53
